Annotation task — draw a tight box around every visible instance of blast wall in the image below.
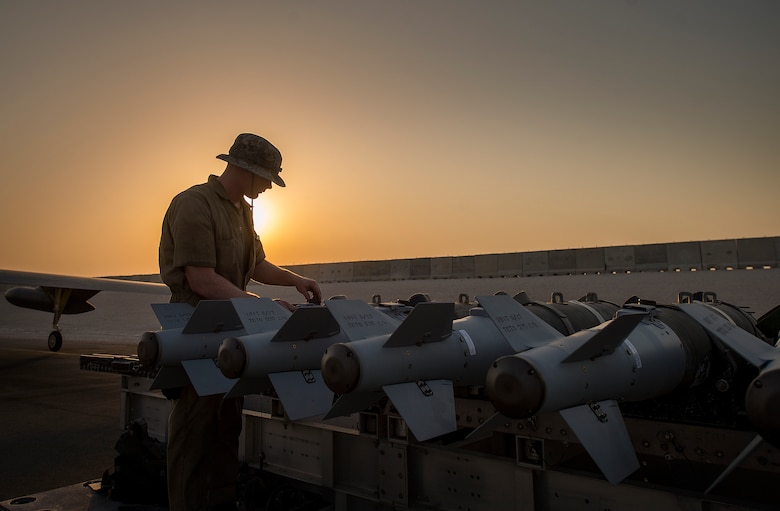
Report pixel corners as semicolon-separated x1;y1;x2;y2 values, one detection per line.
287;236;780;283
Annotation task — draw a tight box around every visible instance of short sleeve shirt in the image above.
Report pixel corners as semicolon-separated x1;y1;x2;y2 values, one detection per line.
159;175;266;305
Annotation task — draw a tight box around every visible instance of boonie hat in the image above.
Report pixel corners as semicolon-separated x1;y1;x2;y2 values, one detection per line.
216;133;286;187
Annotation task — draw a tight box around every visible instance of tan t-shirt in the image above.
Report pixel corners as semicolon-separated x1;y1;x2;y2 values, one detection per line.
159;175;265;306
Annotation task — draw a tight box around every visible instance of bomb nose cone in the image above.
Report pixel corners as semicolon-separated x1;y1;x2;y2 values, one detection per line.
485;355;545;419
218;337;247;379
321;343;360;394
745;364;780;448
137;332;159;367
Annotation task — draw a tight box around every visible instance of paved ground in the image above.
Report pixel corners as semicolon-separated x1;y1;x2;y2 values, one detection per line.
0;336;135;501
0;269;778;501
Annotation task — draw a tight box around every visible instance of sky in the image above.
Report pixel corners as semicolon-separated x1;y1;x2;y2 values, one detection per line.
0;1;778;277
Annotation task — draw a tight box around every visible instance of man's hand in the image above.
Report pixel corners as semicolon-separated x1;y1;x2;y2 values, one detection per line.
252;259;323;304
295;276;322;304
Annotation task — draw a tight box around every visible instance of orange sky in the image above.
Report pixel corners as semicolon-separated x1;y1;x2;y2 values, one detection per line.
1;1;778;277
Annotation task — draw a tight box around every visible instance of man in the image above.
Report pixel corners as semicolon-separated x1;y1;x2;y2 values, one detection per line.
159;133;321;511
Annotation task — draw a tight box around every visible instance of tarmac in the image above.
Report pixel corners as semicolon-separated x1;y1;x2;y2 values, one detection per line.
0;335;134;502
0;269;778;503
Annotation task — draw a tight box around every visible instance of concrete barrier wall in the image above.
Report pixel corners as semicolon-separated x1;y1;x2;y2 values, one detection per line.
410;258;431;279
285;236;780;283
737;237;778;269
667;242;702;271
474;254;498;278
604;246;635;273
522;251;549;277
575;248;605;274
496;253;523;277
634;244;668;272
548;249;577;275
701;239;739;270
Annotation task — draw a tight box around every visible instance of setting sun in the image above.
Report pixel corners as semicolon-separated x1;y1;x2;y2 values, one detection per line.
251;197;274;237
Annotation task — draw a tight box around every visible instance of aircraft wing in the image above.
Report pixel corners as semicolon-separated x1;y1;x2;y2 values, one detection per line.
0;269;169;294
1;268;170;351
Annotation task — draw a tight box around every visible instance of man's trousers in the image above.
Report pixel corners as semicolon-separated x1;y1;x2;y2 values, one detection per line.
167;383;243;511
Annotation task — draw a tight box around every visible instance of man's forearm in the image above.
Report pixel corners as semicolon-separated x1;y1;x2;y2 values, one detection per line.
251;260;298;286
185;266;257;300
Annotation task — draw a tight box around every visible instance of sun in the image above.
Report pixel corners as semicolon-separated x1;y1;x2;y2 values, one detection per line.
251;198;274;235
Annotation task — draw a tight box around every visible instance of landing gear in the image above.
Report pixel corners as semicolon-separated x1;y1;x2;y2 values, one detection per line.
48;288;70;352
48;330;63;352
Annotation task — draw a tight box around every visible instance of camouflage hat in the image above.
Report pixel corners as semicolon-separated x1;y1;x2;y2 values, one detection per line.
216;133;286;187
